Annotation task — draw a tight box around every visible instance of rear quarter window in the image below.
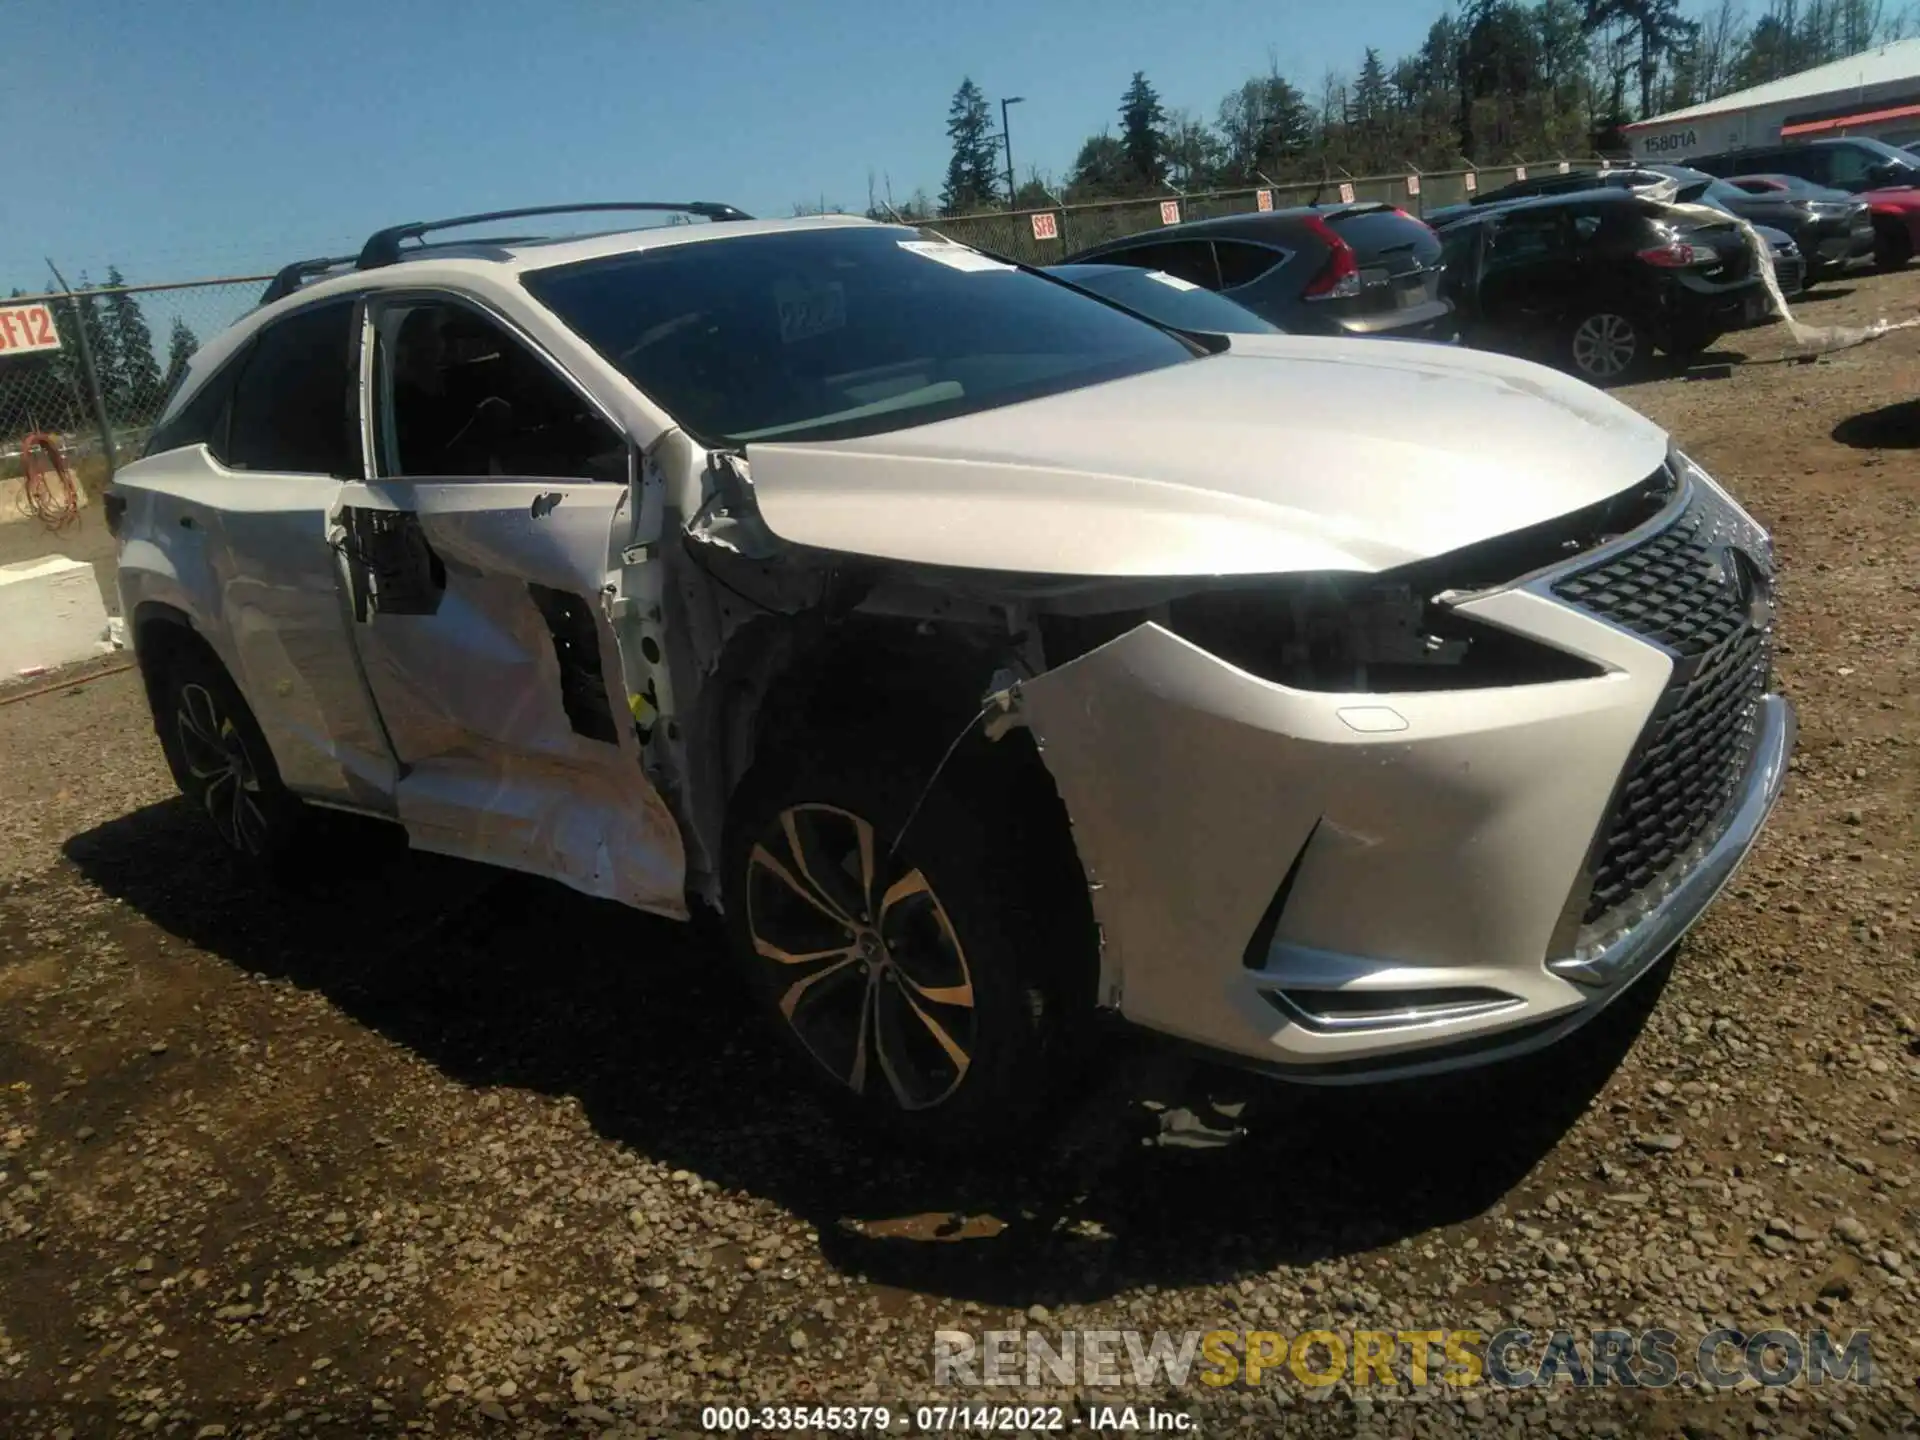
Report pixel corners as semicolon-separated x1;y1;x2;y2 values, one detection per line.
225;301;360;476
1213;240;1287;288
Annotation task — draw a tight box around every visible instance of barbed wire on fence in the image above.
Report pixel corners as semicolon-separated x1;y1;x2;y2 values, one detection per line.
932;157;1608;262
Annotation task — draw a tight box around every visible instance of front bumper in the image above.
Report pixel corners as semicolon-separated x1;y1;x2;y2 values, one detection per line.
1010;471;1791;1082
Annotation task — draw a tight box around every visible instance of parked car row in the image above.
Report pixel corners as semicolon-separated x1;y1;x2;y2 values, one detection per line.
1045;137;1918;385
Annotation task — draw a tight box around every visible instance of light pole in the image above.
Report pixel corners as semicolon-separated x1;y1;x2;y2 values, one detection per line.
1000;96;1025;207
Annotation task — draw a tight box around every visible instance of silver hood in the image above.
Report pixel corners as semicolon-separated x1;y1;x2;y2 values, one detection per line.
744;335;1671;578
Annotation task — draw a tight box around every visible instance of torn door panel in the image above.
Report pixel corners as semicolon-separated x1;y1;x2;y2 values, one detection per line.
1005;612;1657;1064
336;479;686;916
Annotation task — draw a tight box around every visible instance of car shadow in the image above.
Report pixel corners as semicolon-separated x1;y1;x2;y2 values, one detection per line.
1792;285;1855;304
61;798;1664;1306
1832;399;1920;450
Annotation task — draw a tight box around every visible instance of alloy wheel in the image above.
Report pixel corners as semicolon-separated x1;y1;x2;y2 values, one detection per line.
175;682;270;855
1571;312;1639;380
745;804;977;1111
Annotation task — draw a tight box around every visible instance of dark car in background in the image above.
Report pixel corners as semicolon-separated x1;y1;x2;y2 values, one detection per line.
1728;170;1920;271
1043;263;1282;334
1060;203;1455;341
1648;165;1873;280
1435;190;1770;383
1691;136;1920;195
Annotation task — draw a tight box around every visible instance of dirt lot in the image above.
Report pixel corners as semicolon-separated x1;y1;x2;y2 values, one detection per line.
1;273;1917;1439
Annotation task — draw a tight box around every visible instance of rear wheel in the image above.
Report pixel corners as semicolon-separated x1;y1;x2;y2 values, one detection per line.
149;638;305;863
723;748;1074;1151
1873;219;1913;271
1565;308;1648;384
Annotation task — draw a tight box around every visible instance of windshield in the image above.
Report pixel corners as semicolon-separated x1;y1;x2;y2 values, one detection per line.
522;225;1197;446
1689;179;1752;211
1047;265;1282;334
1853;136;1920;170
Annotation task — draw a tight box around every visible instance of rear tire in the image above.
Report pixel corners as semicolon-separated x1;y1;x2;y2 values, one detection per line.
149;638;306;865
1872;220;1913;272
722;745;1075;1152
1565;308;1648;384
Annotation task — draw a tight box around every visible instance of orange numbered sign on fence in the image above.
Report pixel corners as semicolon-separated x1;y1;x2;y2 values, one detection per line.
1406;174;1421;196
1256;190;1273;211
1031;212;1058;241
1464;172;1478;192
1338;182;1355;203
1559;160;1571;173
1515;165;1528;181
1160;200;1181;225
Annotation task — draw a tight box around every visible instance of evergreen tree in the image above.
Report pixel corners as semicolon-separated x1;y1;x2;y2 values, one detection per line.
940;79;1002;215
103;266;163;422
1585;0;1693;116
1118;72;1168;189
66;273;120;422
162;318;199;399
1065;132;1127;200
1353;48;1391;125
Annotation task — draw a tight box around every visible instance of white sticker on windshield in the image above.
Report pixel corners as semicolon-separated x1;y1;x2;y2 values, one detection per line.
1145;270;1200;291
774;278;846;344
897;240;1014;272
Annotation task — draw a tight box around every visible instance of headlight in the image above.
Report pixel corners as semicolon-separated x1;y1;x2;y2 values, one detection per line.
1163;579;1602;692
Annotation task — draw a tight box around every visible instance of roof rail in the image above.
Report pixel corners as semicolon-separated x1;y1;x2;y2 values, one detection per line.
260;255;358;306
355;202;752;270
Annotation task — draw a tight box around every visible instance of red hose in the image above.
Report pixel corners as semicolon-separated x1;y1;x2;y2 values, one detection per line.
17;431;80;531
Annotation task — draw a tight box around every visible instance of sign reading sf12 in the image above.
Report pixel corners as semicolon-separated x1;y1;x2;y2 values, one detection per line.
0;302;63;354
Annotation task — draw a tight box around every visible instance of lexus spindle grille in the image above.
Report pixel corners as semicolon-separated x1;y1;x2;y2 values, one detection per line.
1554;499;1772;926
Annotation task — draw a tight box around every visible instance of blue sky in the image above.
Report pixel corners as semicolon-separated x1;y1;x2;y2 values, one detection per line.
1;0;1483;292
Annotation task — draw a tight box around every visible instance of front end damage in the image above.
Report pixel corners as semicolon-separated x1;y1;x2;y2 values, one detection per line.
988;463;1792;1081
663;442;1790;1086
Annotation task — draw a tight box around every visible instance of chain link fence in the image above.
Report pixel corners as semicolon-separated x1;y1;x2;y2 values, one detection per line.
2;277;268;499
931;157;1608;265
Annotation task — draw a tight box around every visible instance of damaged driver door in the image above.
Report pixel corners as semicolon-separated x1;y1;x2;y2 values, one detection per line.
334;293;685;914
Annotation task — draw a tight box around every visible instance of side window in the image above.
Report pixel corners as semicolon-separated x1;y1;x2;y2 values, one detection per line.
1486;213;1568;270
1438;225;1479;270
226;302;358;475
1099;241;1222;289
1772;148;1823;182
372;300;626;482
1572;213;1604;242
1821;145;1873;188
145;344;248;461
1213;240;1287;289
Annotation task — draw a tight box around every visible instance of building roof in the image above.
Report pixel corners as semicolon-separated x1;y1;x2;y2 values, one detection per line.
1624;35;1920;129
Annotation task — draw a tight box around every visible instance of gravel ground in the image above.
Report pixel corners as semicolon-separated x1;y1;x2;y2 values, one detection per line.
1;270;1917;1439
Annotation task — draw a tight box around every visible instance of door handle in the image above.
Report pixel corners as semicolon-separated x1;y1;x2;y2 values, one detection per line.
178;514;196;530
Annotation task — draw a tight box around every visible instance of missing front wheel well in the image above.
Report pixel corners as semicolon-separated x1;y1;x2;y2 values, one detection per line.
710;618;1101;1012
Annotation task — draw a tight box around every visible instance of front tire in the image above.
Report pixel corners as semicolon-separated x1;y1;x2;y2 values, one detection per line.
722;751;1068;1151
150;640;304;864
1565;308;1647;384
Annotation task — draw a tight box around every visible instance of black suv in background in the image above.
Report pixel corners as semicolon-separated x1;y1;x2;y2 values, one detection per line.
1691;136;1920;194
1060;203;1455;341
1435;190;1770;383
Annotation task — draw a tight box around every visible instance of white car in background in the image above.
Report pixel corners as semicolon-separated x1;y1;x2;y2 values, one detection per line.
108;203;1793;1148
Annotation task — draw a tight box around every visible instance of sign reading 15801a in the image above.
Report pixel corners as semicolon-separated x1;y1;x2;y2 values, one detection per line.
0;303;63;354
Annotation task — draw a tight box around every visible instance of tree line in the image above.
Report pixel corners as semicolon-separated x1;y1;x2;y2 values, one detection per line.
899;0;1914;217
1;270;195;441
